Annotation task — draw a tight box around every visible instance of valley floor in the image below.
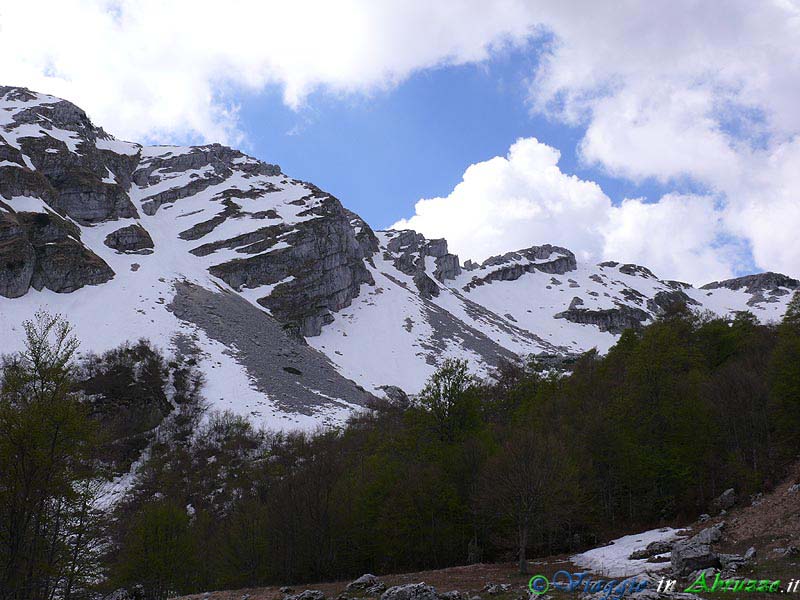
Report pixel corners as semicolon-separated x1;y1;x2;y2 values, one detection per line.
174;462;800;600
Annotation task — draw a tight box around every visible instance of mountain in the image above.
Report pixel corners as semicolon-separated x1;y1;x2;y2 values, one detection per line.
1;86;797;428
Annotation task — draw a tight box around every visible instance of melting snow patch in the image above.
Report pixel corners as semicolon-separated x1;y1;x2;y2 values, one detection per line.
571;527;683;578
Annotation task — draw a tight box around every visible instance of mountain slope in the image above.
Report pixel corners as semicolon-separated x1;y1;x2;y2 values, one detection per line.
1;86;797;428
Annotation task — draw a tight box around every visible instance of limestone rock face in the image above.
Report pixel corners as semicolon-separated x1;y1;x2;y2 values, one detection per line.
381;229;461;297
2;85;799;425
207;191;378;337
554;305;651;334
0;210;113;297
0;211;36;298
463;245;576;290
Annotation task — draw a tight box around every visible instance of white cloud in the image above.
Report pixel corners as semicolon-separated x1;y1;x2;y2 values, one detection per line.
603;195;741;284
398;0;800;282
3;0;799;280
393;138;612;263
524;0;800;279
393;138;739;284
0;0;537;144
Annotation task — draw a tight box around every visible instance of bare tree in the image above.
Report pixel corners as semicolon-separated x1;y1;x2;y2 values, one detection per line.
478;429;578;573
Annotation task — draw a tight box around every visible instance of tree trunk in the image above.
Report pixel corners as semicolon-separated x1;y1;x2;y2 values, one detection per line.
518;523;529;574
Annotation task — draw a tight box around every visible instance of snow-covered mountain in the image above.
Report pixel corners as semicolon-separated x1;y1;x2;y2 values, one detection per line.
1;86;797;428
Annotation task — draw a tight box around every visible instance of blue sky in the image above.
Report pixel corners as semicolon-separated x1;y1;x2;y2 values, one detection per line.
237;44;690;231
4;1;798;283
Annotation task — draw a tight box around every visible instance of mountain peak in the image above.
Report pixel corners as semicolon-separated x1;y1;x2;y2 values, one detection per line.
1;86;795;428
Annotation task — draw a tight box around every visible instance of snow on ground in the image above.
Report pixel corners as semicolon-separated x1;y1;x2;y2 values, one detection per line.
571;527;686;578
685;285;792;323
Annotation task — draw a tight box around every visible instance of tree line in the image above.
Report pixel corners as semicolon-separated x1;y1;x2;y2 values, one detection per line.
1;296;799;599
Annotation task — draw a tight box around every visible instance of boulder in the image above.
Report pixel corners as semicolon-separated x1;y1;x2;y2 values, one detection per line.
347;574;382;592
286;591;325;600
629;539;674;560
380;584;438;600
481;584;511;596
712;488;736;511
670;523;723;575
104;223;154;253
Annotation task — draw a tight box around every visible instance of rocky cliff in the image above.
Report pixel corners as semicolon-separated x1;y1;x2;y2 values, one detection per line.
1;86;797;428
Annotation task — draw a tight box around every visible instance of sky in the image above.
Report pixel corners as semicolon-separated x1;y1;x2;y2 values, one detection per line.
1;0;799;285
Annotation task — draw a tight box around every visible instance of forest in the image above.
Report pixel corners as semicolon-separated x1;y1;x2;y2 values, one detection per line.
1;295;799;600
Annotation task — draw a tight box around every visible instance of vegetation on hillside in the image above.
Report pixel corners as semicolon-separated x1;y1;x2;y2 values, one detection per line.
2;296;800;600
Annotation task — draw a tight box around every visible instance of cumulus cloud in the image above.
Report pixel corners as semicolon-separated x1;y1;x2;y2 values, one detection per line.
0;0;537;143
393;139;739;284
3;0;799;280
602;195;743;284
525;0;800;279
393;138;612;263
399;1;800;282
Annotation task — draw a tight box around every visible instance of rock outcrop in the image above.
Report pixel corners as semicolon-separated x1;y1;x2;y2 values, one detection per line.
382;229;461;298
463;245;576;290
104;223;154;253
208;191;378;337
671;523;724;575
555;305;651;334
0;209;114;297
381;584;439;600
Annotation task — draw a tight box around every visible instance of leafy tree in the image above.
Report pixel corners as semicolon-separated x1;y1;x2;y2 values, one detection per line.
416;359;477;441
478;429;579;573
0;311;102;600
112;501;195;600
769;292;800;464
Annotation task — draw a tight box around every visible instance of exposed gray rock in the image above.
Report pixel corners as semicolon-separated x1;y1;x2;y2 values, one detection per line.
381;584;438;600
0;210;114;297
629;539;674;560
414;271;440;299
133;144;279;215
285;591;325;600
168;281;375;414
0;211;36;297
670;523;723;576
208;192;376;337
481;584;511;596
104;223;154;253
382;229;461;295
701;272;800;294
568;296;584;310
348;574;381;591
378;385;410;408
619;264;657;279
554;305;650;334
719;547;755;573
2;90;141;224
464;245;576;290
49;174;138;224
433;253;461;282
712;488;736;512
646;289;700;315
